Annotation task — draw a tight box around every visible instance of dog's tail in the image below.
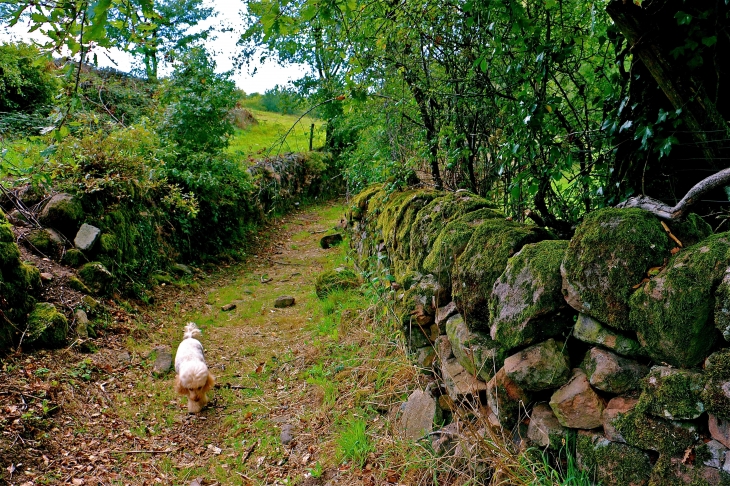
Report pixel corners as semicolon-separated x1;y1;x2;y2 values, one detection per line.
183;322;202;340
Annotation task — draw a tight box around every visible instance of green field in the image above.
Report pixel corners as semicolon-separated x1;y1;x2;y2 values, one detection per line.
227;109;326;158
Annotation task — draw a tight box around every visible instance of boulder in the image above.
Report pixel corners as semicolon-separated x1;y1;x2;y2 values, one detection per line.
25;302;68;348
573;313;647;359
639;366;705;420
400;388;442;440
629;233;730;368
603;396;640;443
650;454;728;486
582;347;649;394
274;296;295;308
435;301;459;332
490;240;573;351
422;208;504;289
78;262;114;295
314;267;360;299
319;233;343;249
709;414;730;449
526;403;566;449
74;223;101;251
452;219;551;330
561;207;673;331
38;193;84;238
486;367;531;431
504;339;571;392
409;192;492;272
436;336;488;402
446;314;504;382
549;368;604;429
703;349;730;420
575;432;653;486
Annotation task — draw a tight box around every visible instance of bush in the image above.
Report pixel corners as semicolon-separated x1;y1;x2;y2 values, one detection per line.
0;42;58;114
158;47;238;154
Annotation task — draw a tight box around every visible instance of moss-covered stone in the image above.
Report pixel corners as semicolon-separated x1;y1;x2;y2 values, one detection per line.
99;233;118;254
0;241;21;268
391;192;441;272
573;313;648;359
701;349;730;420
409;192;491;272
452;219;552;330
613;404;699;456
423;208;505;289
375;188;424;250
582;347;649;394
349;183;385;222
445;314;505;382
38;193;84;237
24;228;62;256
629;233;730;368
25;302;68;348
0;219;14;243
490;240;573;351
562;208;673;331
486;367;531;431
78;262;114;295
68;276;92;294
576;432;653;486
505;339;571;391
638;366;706;420
314;267;361;300
669;213;714;248
62;248;85;267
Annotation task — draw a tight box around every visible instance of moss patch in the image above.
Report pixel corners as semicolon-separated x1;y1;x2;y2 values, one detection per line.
62;248;85;267
576;433;653;486
629;233;730;368
638;366;705;420
452;219;552;330
78;261;114;295
562;208;672;331
701;349;730;419
613;403;699;456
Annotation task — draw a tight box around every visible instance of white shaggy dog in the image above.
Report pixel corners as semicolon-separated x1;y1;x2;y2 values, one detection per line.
174;322;215;413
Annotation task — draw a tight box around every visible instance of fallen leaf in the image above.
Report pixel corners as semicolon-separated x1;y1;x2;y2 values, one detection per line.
671;247;681;255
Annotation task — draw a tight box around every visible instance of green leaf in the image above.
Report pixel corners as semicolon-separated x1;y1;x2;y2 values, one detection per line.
657;136;678;159
675;11;692;25
301;4;318;22
702;36;717;47
87;0;113;41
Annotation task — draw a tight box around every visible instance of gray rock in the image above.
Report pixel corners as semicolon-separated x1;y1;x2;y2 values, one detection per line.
582;347;648;394
435;301;459;330
413;346;436;369
437;337;488;402
400;389;442;440
74;223;101;251
431;421;462;455
280;423;295;445
640;366;705;420
710;415;730;449
703;440;727;469
527;403;566;449
75;309;90;339
573;313;647;358
503;339;571;392
490;240;572;351
152;346;173;376
549;369;604;429
446;314;504;382
274;295;296;308
171;263;193;275
221;303;237;312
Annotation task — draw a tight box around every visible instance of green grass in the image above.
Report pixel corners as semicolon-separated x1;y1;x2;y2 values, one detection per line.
227;109;326;158
336;415;374;468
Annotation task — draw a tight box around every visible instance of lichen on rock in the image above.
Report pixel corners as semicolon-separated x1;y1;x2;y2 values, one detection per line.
638;366;705;420
445;313;505;382
489;240;572;351
25;302;68;348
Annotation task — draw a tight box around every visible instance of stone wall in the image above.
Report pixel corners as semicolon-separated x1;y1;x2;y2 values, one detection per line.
349;184;730;485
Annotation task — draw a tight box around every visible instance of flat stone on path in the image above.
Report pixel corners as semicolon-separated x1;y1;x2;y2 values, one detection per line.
221;303;237;312
274;295;296;308
280;423;295;445
151;346;173;376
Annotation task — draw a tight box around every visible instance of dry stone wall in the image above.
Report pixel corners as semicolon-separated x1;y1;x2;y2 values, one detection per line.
349;183;730;486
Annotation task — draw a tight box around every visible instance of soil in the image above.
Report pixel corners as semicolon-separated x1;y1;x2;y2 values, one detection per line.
0;202;375;486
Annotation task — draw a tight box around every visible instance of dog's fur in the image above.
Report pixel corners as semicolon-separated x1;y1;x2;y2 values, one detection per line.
174;322;215;413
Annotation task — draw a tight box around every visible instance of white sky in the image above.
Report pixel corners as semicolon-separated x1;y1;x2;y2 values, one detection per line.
0;0;307;94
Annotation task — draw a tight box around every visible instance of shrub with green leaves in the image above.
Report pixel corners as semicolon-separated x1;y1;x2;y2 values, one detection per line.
0;42;58;114
158;47;238;154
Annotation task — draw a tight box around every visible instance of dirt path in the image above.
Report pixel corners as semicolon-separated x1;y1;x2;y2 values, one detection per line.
1;202;383;486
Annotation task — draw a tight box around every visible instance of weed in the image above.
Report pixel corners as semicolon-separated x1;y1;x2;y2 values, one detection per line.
336;415;374;468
